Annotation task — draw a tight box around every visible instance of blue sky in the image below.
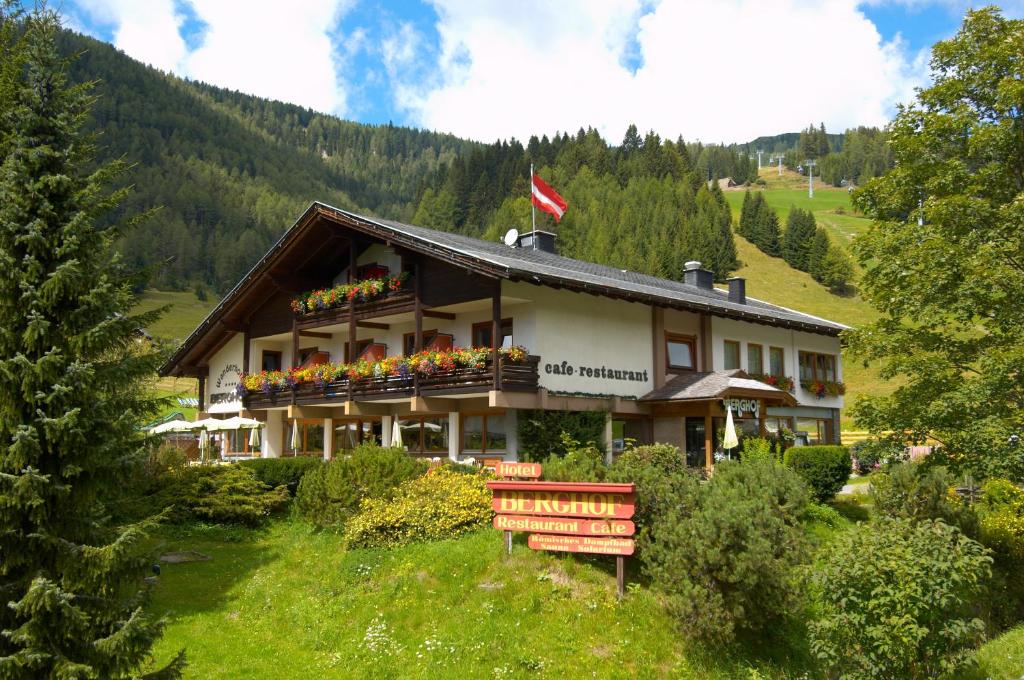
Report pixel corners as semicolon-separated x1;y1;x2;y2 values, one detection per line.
61;1;1020;144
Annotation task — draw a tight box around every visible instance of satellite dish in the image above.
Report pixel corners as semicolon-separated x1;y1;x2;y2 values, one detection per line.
503;228;520;247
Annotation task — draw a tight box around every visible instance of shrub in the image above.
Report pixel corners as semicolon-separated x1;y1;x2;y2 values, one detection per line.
239;456;323;495
163;465;290;526
607;444;701;557
294;444;426;528
799;501;844;528
849;437;904;474
739;436;779;464
870;462;978;536
976;478;1024;564
539;435;606;482
644;460;809;645
344;469;493;549
783;445;851;501
517;410;606;460
809;518;991;679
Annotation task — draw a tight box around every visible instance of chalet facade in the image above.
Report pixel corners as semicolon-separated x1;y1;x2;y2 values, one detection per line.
160;202;847;467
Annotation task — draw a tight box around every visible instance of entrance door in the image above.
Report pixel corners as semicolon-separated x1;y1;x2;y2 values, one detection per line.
684;419;706;468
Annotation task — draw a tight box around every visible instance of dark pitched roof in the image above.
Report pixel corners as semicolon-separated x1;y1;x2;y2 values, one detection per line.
640;369;796;405
160;202;847;376
322;203;847;335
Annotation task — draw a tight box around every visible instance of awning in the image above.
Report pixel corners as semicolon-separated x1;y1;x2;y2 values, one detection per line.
640;369;797;407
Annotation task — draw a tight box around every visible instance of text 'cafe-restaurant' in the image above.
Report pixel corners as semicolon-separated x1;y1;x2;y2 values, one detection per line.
160;202;847;466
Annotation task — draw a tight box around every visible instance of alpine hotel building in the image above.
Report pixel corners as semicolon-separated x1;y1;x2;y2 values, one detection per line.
161;203;847;467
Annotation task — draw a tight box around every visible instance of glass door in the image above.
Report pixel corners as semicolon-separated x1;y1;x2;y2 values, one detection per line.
684;418;706;467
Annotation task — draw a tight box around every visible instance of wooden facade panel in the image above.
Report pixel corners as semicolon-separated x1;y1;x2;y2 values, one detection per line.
420;258;496;308
249;290;295;338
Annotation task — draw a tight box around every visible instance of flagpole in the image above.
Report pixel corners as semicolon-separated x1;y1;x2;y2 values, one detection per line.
530;163;536;249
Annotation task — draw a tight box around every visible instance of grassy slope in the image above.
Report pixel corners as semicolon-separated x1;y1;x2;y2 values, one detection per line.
145;519;1024;679
146;521;819;679
134;290;217;420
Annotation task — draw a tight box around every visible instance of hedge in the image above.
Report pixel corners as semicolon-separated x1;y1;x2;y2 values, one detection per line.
239;457;323;496
783;445;851;502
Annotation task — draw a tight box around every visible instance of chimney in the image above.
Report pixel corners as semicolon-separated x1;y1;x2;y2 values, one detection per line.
684;260;714;290
727;277;746;304
519;230;557;254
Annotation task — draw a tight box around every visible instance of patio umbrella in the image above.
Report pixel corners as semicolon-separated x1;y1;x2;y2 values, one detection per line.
147;419;195;434
249;426;261;450
198;429;210;464
391;417;403;450
723;404;739;460
290;421;300;453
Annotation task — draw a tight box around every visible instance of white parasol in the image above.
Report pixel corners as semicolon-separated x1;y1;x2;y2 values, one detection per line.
391;417;403;450
723;404;739;459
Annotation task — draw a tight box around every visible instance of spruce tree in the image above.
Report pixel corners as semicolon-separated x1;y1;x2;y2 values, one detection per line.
808;227;832;281
738;190;754;237
0;10;182;678
781;207;818;271
756;200;781;256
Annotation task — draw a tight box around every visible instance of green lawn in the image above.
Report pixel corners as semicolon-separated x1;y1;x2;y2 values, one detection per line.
133;289;217;342
145;521;819;679
144;517;1024;679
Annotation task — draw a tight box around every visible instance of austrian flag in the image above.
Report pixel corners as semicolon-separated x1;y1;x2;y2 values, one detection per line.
531;174;568;222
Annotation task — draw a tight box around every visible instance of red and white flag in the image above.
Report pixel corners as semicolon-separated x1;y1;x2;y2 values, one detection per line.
531;174;568;223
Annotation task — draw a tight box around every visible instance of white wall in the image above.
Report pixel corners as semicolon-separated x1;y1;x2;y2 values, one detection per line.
514;283;654;398
206;334;244;410
710;316;844;409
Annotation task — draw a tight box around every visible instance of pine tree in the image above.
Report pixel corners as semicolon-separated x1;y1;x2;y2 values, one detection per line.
754;198;781;257
781;207;818;271
817;122;830;158
818;245;855;294
807;227;831;281
0;10;183;678
738;190;754;237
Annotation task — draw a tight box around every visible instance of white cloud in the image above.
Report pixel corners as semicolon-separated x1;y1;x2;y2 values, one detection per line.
396;0;931;143
183;0;350;115
75;0;187;73
72;0;353;116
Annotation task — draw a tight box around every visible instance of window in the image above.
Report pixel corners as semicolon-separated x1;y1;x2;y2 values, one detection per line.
797;418;833;445
403;329;437;356
723;340;741;370
285;419;324;457
397;416;450;454
344;338;374;362
747;343;763;375
799;351;837;383
261;350;282;372
332;419;380;454
462;414;507;454
472;319;513;349
226;428;255;456
298;346;318;365
665;333;696;371
769;347;785;377
357;262;389;279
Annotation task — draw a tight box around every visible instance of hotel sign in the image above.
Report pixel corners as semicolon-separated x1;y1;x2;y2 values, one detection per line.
528;534;634;556
493;515;635;537
722;397;759;418
496;461;542;478
490;483;636;519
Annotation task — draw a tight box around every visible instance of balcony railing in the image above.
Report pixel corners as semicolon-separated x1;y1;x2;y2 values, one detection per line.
241;355;540;409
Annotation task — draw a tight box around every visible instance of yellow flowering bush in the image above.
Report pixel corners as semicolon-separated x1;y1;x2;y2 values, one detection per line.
977;478;1024;562
344;468;493;549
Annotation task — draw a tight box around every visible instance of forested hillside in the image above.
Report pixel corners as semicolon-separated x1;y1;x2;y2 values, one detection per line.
61;31;477;293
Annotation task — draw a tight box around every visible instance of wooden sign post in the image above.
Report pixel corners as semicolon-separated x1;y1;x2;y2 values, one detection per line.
487;475;636;599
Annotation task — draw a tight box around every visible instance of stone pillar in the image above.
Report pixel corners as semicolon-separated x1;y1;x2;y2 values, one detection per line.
323;418;333;461
265;411;284;458
447;412;460;462
504;410;518;462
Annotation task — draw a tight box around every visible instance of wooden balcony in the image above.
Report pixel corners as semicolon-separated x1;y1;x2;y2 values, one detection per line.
242;355;540;409
294;288;415;330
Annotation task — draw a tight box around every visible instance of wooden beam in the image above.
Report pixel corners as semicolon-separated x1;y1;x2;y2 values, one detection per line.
299;331;333;339
492;284;501;390
287;405;338;420
357;321;390;330
414;261;423;397
197;375;206;413
344;401;392;417
704;413;713;471
410;396;456;413
422;309;456;320
219;318;246;332
291;318;300;369
243;326;251;374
